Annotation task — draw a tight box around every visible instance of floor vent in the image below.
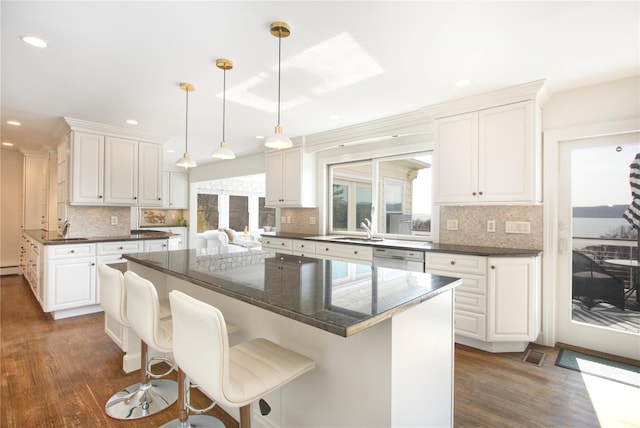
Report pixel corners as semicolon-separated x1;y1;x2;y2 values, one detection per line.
522;349;546;366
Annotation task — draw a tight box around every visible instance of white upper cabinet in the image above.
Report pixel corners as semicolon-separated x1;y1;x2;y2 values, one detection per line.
162;171;188;209
435;100;540;204
71;131;105;204
104;136;138;204
61;119;164;207
265;146;316;207
137;142;163;206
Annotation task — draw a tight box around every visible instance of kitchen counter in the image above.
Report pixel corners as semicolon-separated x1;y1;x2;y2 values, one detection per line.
264;231;542;257
123;246;459;427
23;229;177;245
124;246;461;337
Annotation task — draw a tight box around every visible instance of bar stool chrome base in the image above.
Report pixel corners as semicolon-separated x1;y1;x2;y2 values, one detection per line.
106;379;178;420
159;414;226;428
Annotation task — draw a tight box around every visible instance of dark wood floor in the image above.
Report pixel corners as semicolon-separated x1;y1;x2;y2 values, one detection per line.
2;274;638;427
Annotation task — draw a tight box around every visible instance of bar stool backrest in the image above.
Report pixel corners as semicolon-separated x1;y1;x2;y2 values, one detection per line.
98;263;128;327
169;290;231;405
124;271;165;349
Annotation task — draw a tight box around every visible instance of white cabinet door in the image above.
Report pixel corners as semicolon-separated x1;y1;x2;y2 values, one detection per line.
262;237;293;254
281;148;303;205
71;131;104;204
47;256;96;311
168;171;188;208
138;142;163;207
144;239;168;252
23;155;47;230
487;257;539;342
104;137;138;205
479;101;535;202
168;236;182;250
434;112;478;204
265;151;285;206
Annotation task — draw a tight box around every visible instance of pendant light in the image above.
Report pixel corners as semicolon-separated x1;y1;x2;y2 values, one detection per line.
211;58;236;160
265;21;293;150
176;82;197;168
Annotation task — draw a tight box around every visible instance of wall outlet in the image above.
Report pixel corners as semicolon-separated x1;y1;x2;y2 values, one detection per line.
446;219;458;231
287;216;292;224
281;216;287;224
309;217;316;225
111;216;118;225
487;220;496;232
505;221;531;234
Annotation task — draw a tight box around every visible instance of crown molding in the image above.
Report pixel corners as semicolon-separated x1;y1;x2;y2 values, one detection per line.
302;109;435;153
53;117;166;144
422;79;549;119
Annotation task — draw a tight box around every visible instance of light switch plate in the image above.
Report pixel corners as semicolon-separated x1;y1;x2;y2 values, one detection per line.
111;216;118;225
505;221;531;234
487;220;496;232
446;219;458;231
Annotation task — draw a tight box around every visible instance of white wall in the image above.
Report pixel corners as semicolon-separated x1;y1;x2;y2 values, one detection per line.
543;75;639;131
1;150;24;272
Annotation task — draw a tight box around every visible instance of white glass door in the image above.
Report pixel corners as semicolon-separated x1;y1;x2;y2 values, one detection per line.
557;133;640;359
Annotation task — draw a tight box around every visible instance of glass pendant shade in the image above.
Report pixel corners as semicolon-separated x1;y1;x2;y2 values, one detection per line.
212;58;235;160
177;82;197;168
265;22;293;150
211;140;235;160
176;152;197;168
265;124;293;149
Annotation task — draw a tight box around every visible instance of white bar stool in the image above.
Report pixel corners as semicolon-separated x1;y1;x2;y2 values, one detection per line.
164;290;315;428
102;269;178;419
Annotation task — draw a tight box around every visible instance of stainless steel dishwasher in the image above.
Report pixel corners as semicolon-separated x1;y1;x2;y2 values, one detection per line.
372;247;425;272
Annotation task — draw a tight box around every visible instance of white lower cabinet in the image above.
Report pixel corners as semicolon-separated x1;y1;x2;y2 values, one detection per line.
262;237;294;254
315;242;373;263
425;252;540;352
144;239;168;252
44;243;97;317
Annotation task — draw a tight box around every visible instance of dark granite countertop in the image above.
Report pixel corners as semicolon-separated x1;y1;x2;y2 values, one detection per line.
24;229;176;245
124;247;461;337
262;232;541;257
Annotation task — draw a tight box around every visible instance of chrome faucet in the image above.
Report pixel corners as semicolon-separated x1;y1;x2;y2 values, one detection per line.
62;221;71;239
361;218;373;239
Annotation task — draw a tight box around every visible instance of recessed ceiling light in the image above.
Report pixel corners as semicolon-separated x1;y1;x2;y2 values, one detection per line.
7;120;21;126
126;119;138;125
454;79;471;87
256;135;265;140
166;149;175;153
21;36;47;48
2;142;14;146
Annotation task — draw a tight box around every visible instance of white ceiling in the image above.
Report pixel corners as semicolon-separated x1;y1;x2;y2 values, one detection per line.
2;1;638;167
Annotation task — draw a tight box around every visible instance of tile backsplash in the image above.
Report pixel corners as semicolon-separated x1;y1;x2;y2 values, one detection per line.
439;205;543;249
66;206;131;238
279;208;321;235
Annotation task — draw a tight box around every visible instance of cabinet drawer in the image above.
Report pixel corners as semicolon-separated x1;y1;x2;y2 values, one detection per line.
317;243;373;262
455;290;486;314
262;237;293;251
292;240;316;256
47;243;96;259
455;310;486;340
97;241;144;255
425;253;486;275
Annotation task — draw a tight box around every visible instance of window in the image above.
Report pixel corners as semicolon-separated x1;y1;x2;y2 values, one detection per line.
229;195;249;232
329;153;432;238
259;197;276;229
197;194;219;232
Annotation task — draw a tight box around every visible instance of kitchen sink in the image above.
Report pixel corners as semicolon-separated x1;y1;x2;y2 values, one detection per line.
48;237;89;242
335;237;384;243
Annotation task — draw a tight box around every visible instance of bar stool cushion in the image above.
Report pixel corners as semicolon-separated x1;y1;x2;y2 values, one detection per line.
170;290;315;409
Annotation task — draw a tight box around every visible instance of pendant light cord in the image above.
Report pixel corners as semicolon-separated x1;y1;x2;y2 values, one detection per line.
222;68;226;141
184;89;189;153
277;30;282;126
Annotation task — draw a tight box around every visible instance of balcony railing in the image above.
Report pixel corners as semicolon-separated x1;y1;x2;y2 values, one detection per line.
573;237;637;290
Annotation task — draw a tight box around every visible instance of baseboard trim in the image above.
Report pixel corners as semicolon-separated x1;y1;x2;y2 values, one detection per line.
0;267;22;276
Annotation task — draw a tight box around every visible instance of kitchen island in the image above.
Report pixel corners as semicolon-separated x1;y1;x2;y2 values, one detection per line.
123;246;461;427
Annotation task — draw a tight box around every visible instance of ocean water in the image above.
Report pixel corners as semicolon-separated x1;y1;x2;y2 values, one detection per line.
572;217;633;238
